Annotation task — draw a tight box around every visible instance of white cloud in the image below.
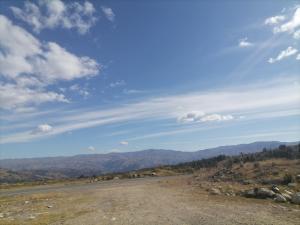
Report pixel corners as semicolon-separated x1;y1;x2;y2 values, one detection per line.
0;15;99;110
32;124;53;134
11;0;97;34
265;15;285;25
272;6;300;38
268;46;298;63
87;146;96;151
70;84;80;91
239;38;253;48
293;29;300;39
178;111;233;123
177;111;205;123
1;78;299;144
296;53;300;60
123;89;145;94
0;83;68;110
101;6;115;22
69;84;90;98
109;80;126;88
33;42;99;83
200;114;234;122
120;141;128;145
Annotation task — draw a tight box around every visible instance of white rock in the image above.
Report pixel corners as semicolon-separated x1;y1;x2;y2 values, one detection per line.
282;193;292;201
274;194;286;203
210;188;221;195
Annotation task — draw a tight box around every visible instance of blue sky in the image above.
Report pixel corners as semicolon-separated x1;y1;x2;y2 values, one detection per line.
0;0;299;159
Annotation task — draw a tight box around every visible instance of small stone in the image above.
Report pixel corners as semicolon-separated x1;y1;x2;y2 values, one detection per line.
29;215;36;219
25;201;30;204
284;190;293;195
271;185;280;193
274;194;287;203
282;193;292;201
111;217;116;221
0;213;4;218
47;205;53;208
287;183;297;188
210;188;221;195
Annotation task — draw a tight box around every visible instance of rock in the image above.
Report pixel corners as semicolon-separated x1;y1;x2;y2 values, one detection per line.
242;180;254;185
243;189;256;198
210;188;221;195
281;193;292;201
296;174;300;182
113;176;119;180
29;215;36;219
291;192;300;204
256;188;276;198
0;213;4;218
287;183;297;188
274;194;286;203
24;201;30;204
271;185;280;193
47;205;53;208
284;190;293;195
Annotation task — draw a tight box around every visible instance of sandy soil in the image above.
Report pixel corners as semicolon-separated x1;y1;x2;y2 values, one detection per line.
0;175;299;225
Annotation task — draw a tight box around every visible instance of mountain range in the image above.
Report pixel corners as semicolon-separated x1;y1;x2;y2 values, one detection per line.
0;141;297;182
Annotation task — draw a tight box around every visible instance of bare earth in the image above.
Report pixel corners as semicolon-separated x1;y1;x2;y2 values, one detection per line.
1;175;299;225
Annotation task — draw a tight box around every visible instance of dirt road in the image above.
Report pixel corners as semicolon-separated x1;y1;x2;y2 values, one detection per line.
1;176;299;225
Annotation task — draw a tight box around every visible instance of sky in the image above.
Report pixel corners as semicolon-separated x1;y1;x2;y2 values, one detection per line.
0;0;300;159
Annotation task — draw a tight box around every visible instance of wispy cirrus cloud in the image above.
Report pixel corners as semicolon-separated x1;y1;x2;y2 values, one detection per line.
1;78;299;144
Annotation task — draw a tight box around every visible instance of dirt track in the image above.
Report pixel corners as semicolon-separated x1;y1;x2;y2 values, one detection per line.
1;175;299;225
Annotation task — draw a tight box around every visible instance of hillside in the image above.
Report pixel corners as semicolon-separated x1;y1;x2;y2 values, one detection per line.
0;141;296;181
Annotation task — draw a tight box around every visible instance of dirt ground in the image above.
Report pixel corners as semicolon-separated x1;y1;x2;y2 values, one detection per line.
0;175;299;225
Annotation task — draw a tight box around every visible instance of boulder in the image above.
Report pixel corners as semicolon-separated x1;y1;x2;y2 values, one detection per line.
255;188;275;198
274;194;287;203
291;192;300;205
243;189;256;198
